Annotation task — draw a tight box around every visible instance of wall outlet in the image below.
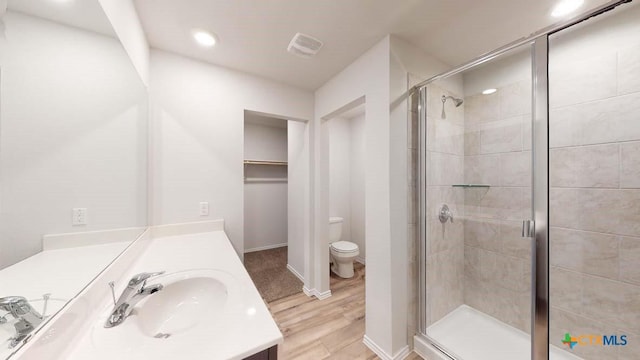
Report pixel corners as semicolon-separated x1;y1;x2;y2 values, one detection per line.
199;202;209;216
72;208;87;226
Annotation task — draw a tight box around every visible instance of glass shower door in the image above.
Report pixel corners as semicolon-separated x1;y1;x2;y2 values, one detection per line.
421;43;534;360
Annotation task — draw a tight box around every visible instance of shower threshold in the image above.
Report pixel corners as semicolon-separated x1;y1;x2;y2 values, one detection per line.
426;305;582;360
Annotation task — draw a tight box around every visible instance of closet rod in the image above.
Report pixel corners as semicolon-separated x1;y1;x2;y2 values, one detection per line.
244;160;288;166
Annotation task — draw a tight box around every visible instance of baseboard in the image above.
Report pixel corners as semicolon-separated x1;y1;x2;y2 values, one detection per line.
244;242;287;253
363;335;411;360
286;264;305;282
355;255;366;265
413;334;451;360
302;286;332;300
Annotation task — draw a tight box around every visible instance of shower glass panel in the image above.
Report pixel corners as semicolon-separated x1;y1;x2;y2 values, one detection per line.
422;44;534;359
548;2;640;360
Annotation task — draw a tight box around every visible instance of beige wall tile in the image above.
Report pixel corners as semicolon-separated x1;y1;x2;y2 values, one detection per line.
465;187;527;221
464;154;501;185
464;217;500;251
427;152;463;186
465;92;500;124
500;151;531;187
620;236;640;286
495;255;528;292
550;266;583;312
495;287;530;333
618;283;640;334
550;227;619;279
427;117;465;155
427;248;464;324
621;141;640;189
549;52;617;108
549;92;640;148
582;275;622;328
479;116;524;154
499;79;531;118
550;307;618;360
618;331;640;360
464;130;481;156
550;144;619;188
550;188;640;237
618;43;640;96
500;220;531;259
464;246;497;283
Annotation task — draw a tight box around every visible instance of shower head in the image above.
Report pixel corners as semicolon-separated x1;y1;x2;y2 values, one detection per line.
443;95;463;107
441;95;464;119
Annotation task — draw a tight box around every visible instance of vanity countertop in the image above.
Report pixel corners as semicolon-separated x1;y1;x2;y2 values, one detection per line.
64;230;283;360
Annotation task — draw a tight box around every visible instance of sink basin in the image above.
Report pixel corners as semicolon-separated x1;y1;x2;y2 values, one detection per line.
90;269;242;353
134;273;228;337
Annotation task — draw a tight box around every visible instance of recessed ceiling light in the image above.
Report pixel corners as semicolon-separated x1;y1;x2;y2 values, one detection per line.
482;88;497;95
551;0;584;17
192;29;217;47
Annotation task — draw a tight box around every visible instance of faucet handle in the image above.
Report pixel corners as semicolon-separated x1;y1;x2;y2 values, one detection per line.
128;271;165;287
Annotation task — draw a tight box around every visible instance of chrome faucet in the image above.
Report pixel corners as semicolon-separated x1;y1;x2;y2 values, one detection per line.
0;296;44;348
104;271;165;328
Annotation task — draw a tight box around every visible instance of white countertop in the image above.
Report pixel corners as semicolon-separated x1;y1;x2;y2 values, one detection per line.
0;242;130;358
64;230;283;360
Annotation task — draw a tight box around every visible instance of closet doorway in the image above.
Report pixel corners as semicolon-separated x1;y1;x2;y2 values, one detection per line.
242;110;305;303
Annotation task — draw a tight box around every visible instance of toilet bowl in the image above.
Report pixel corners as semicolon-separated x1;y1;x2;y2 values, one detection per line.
329;217;360;278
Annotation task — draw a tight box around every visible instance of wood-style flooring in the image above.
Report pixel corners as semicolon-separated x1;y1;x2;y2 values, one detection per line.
266;263;424;360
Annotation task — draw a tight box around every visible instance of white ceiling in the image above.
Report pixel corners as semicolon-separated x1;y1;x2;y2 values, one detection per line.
7;0;115;37
135;0;613;90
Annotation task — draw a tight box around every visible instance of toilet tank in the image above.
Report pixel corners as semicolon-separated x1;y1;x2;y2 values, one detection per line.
329;217;343;243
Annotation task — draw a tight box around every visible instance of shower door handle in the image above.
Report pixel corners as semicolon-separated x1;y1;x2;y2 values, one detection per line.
522;220;535;238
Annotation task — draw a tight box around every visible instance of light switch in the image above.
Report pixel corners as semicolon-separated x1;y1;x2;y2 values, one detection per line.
72;208;87;226
199;202;209;216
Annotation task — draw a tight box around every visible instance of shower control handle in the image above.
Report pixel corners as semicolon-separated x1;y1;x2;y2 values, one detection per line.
438;204;454;224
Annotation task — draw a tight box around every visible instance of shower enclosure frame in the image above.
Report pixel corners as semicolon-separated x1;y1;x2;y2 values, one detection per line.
415;1;633;359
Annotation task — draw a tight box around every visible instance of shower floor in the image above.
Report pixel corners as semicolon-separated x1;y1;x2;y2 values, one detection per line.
427;305;582;360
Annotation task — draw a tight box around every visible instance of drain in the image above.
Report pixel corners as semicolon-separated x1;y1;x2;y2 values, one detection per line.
154;333;171;339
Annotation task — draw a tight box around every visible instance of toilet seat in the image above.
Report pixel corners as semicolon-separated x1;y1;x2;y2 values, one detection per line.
330;241;358;253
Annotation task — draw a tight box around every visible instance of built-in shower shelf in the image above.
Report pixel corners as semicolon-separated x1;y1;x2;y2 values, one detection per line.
451;184;491;188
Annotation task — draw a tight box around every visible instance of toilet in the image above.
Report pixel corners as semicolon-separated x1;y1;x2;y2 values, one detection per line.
329;217;360;278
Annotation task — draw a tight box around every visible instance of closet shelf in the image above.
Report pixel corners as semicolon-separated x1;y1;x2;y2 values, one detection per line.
244;177;288;183
451;184;491;188
243;160;288;166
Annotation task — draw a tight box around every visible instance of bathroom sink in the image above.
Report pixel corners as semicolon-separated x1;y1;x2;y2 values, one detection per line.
134;272;228;337
90;269;242;353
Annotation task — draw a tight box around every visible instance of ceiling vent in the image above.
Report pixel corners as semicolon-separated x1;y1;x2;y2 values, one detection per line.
287;32;323;58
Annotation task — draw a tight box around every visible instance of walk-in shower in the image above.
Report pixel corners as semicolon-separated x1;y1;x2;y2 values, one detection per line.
414;1;640;360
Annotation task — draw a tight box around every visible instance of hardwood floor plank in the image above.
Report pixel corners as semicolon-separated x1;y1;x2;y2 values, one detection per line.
266;263;425;359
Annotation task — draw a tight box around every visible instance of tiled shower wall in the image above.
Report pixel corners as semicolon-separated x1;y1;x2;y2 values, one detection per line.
547;39;640;360
461;77;533;333
424;82;465;326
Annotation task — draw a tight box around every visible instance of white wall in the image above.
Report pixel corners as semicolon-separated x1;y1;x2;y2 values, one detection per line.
0;12;147;268
244;122;287;161
314;35;452;357
149;50;314;263
328;117;352;244
99;0;149;86
328;114;366;261
244;122;288;252
350;114;366;261
288;120;309;276
315;36;399;356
